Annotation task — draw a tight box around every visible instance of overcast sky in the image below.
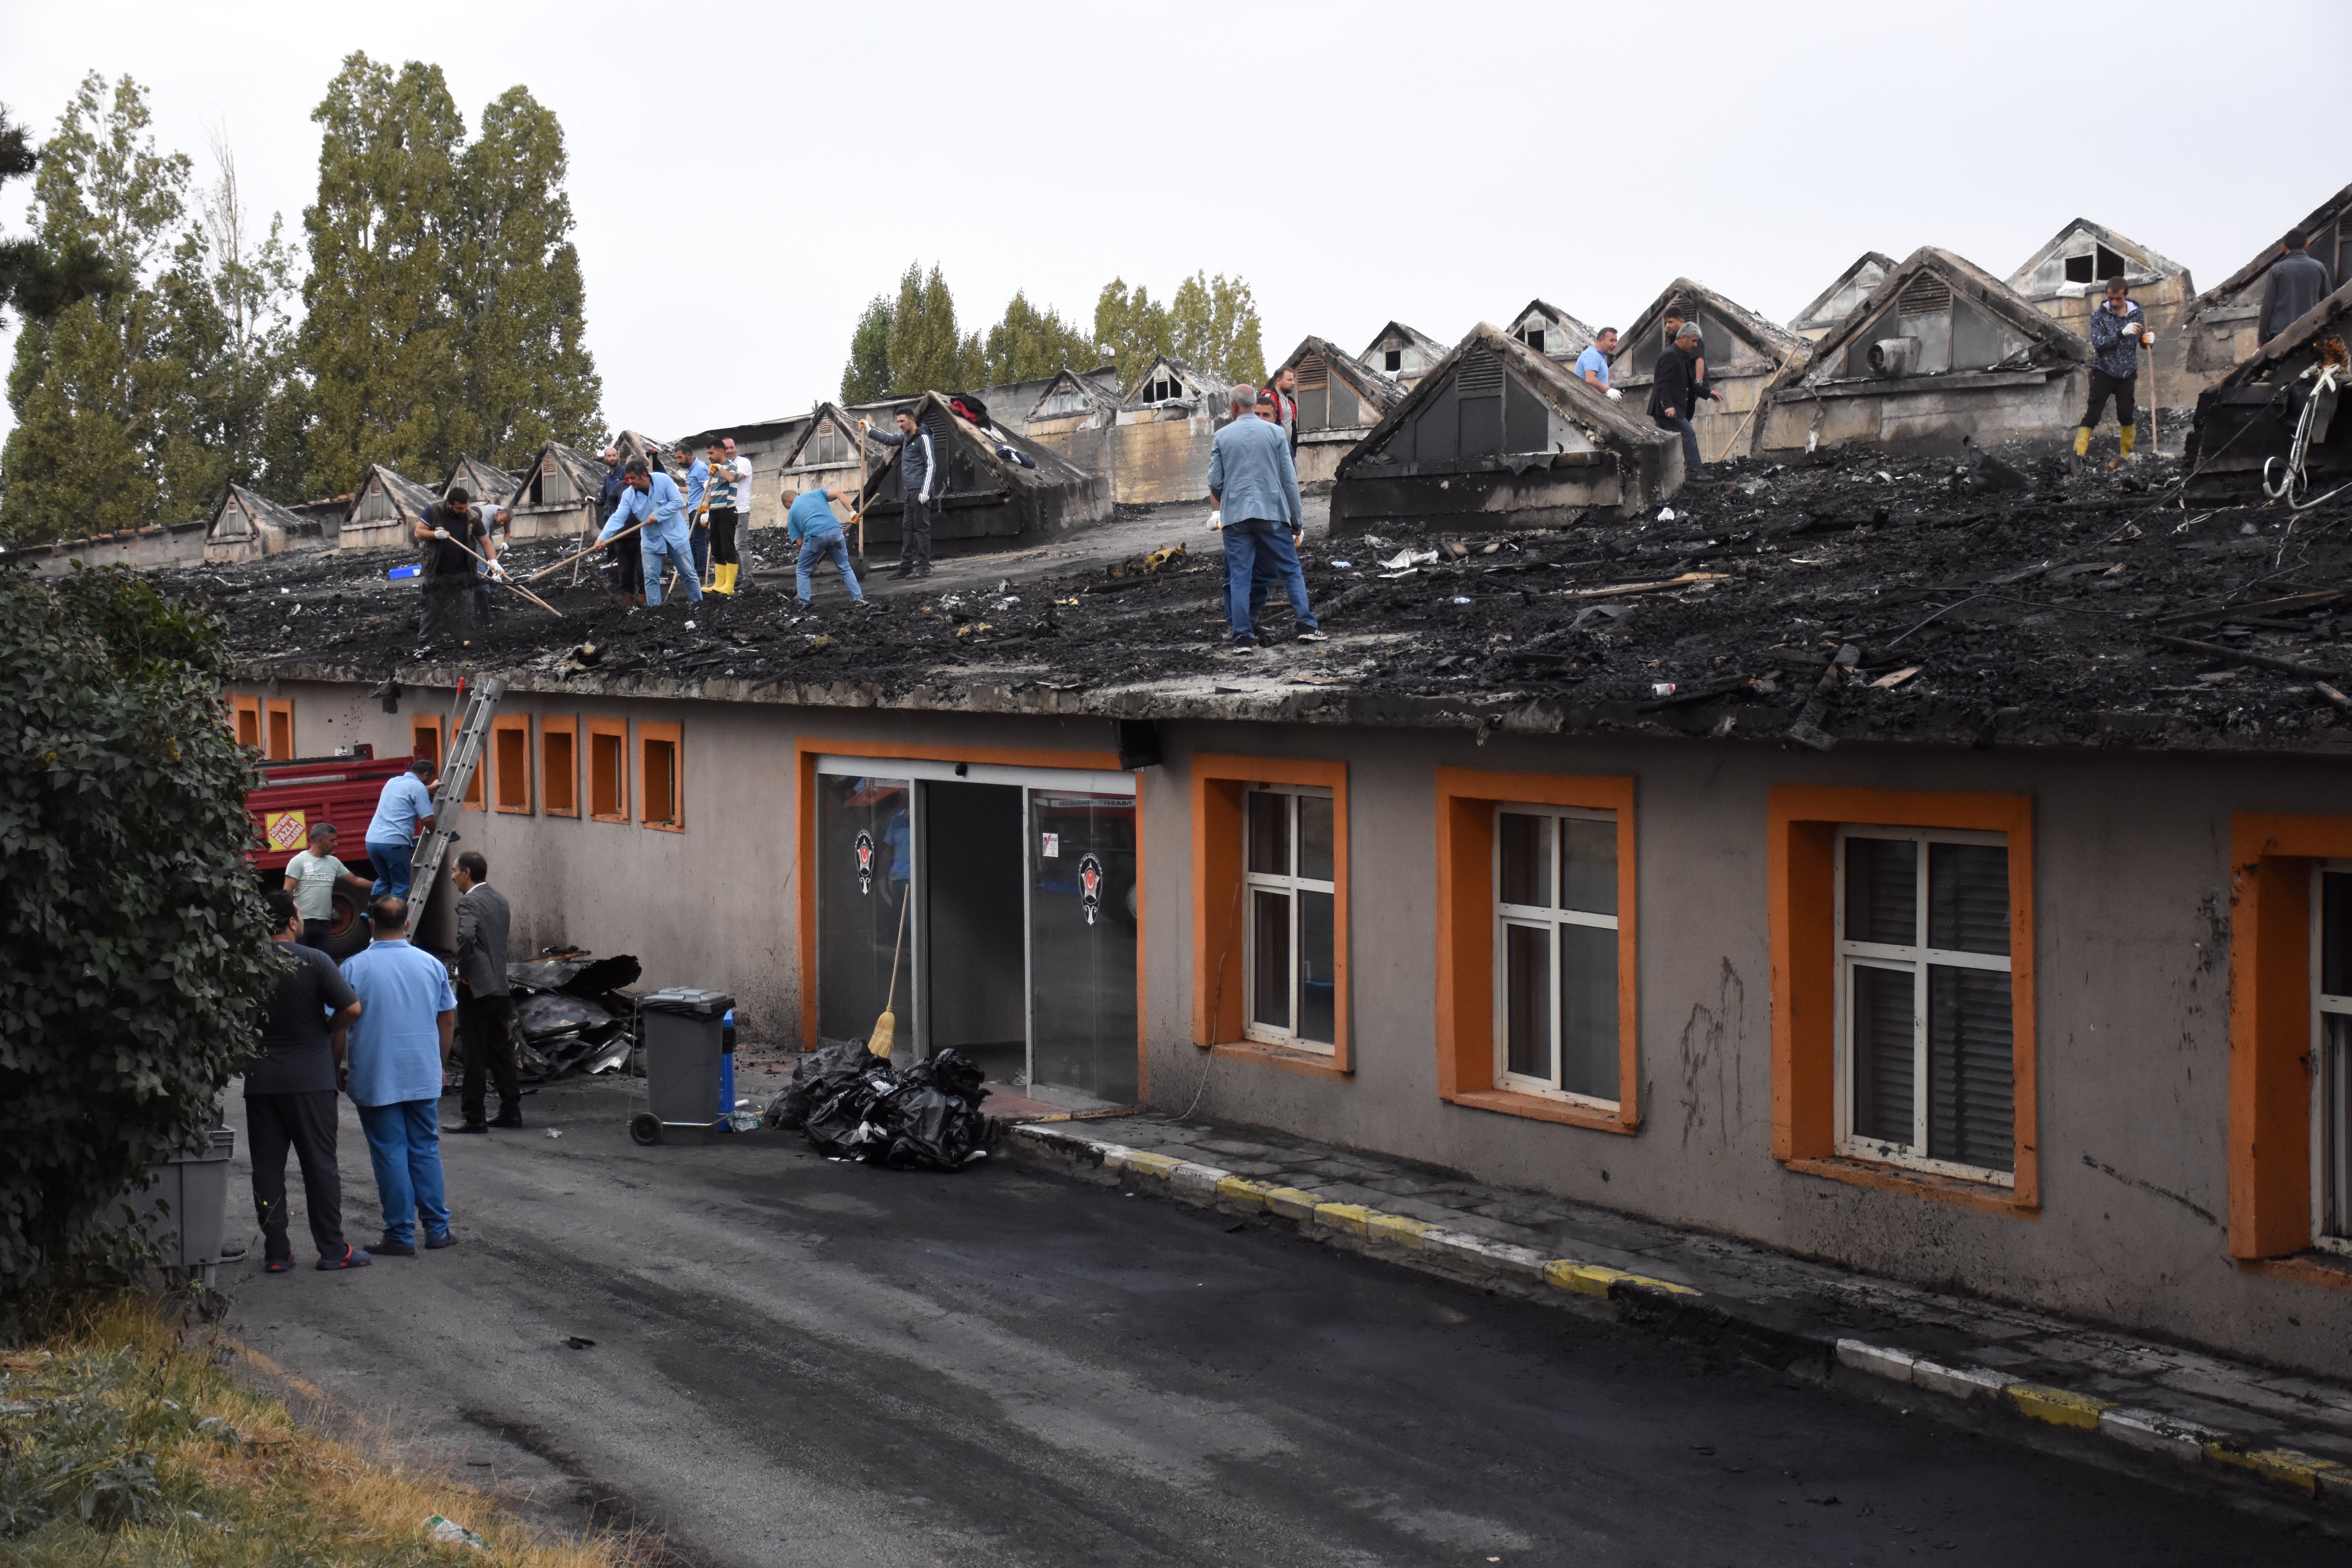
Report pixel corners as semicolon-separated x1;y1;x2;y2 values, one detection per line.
3;0;2345;466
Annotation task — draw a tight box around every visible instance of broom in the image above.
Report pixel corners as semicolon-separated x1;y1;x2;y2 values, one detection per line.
867;884;909;1059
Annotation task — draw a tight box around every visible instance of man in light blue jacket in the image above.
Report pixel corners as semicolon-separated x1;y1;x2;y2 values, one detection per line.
1207;383;1320;652
598;459;702;606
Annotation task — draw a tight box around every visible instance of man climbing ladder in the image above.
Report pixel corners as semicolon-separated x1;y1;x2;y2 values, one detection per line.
2076;276;2153;468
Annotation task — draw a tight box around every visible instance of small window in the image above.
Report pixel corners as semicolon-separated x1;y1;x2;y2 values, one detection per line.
1495;806;1621;1107
1384;348;1403;372
492;715;531;814
2314;864;2352;1252
1244;785;1337;1053
231;695;262;750
639;721;682;831
1835;826;2015;1184
2095;244;2126;281
588;718;628;823
2063;252;2095;283
1520;326;1546;350
265;699;294;761
411;717;443;772
542;717;578;817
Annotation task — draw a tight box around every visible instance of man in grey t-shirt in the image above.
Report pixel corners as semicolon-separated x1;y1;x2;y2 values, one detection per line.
247;892;369;1271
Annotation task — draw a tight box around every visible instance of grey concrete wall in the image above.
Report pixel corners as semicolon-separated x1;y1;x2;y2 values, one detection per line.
239;673;2352;1375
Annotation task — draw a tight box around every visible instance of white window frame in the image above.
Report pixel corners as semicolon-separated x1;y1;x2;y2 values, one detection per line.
1832;824;2016;1187
2311;860;2352;1255
1243;784;1336;1054
1492;803;1621;1109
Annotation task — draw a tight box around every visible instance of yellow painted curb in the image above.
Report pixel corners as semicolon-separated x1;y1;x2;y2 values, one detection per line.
1541;1260;1699;1298
1215;1176;1272;1209
1314;1202;1375;1236
2203;1444;2352;1496
1118;1151;1184;1181
2006;1383;2114;1430
1365;1212;1437;1246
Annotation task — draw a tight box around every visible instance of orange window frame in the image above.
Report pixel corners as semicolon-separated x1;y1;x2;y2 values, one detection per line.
491;715;532;814
411;713;483;810
1435;768;1638;1133
1768;784;2038;1216
639;721;684;832
230;694;262;750
790;737;1138;1079
264;698;294;760
1191;754;1351;1079
587;718;629;823
541;717;579;818
2227;813;2352;1289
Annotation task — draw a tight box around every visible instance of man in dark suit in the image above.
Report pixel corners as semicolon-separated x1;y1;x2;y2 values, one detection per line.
448;850;520;1131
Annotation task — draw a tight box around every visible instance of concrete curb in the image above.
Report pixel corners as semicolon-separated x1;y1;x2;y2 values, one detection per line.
1005;1120;2352;1523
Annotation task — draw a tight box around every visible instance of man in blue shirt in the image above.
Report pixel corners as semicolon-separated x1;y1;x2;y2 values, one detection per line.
364;757;439;900
674;443;711;586
336;896;458;1255
2075;277;2152;466
783;486;866;606
1207;382;1319;652
1574;327;1620;397
599;458;702;606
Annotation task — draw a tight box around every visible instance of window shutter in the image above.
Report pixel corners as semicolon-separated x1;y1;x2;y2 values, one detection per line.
1844;837;1917;944
1851;964;1915;1143
1294;354;1330;391
1927;843;2008;955
1927;965;2014;1170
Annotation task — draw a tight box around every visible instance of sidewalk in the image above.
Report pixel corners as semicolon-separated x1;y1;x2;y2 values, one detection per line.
1003;1109;2352;1526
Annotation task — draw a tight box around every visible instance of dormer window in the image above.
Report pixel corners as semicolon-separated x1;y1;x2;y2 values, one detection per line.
1384;348;1403;372
1143;372;1182;403
811;423;850;465
2062;244;2127;283
1519;326;1547;351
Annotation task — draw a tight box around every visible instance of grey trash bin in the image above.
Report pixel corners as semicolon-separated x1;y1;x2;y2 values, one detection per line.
631;988;734;1145
119;1128;236;1287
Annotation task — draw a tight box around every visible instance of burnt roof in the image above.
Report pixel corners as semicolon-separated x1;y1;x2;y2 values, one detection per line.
355;465;443;522
2006;218;2191;298
1277;335;1409;417
1361;320;1449;364
1025;366;1124;420
443;455;519;507
2209;276;2352;394
777;403;878;469
1607;278;1805;383
210;483;307;539
1787;246;2089;389
1505;298;1596;348
2188;181;2352;316
1791;252;1897;334
1123;355;1224;406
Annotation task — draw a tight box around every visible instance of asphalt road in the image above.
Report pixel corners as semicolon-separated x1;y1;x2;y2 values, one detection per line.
222;1076;2338;1567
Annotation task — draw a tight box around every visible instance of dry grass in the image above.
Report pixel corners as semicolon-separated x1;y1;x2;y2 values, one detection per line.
0;1293;648;1566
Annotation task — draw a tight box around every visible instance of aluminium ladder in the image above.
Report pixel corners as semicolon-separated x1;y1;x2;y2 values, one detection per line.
404;675;505;936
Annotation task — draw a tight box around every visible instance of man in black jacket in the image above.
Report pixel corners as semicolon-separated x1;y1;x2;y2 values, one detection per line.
412;487;497;639
2260;229;2335;344
597;446;644;604
248;892;369;1270
448;851;520;1132
1648;323;1706;475
861;411;941;579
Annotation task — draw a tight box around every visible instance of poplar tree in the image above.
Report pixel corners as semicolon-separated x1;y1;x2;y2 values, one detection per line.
981;290;1099;385
452;86;601;468
840;294;892;404
0;75;194;546
1169;270;1265;388
1093;278;1169;386
298;53;467;496
884;262;976;396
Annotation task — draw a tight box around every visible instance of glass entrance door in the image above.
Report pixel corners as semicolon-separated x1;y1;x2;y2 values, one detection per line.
1027;791;1139;1106
815;773;915;1050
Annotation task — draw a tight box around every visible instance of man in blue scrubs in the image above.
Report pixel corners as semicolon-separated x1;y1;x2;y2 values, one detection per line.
338;896;459;1256
599;459;702;607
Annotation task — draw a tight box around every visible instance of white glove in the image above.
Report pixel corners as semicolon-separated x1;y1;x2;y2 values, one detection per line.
432;528;450;540
488;559;508;579
1207;509;1223;530
1605;387;1623;401
2140;327;2156;345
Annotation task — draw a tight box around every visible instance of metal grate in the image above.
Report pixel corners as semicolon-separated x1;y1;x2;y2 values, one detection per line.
1898;274;1952;315
1457;352;1504;396
1293;354;1329;390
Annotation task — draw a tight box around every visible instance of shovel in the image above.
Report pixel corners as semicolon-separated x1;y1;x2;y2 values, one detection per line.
867;884;909;1059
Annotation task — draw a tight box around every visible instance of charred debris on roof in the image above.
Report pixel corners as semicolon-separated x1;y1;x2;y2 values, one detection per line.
186;443;2352;755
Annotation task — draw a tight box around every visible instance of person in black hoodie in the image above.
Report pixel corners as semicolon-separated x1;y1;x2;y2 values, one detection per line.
1648;323;1706;475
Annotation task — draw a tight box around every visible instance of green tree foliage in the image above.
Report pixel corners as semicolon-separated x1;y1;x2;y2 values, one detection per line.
1093;277;1170;387
980;290;1099;386
840;294;893;405
0;75;209;547
298;54;468;496
884;262;982;396
450;86;602;468
0;567;277;1334
1169;270;1265;388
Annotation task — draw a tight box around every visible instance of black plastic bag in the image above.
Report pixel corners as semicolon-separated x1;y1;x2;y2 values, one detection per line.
765;1038;887;1131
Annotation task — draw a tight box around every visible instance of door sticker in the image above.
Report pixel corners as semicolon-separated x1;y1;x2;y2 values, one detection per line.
855;829;875;895
1078;853;1104;926
1041;833;1060;858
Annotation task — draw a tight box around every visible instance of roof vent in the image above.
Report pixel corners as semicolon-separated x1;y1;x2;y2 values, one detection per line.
1867;337;1922;377
1898;275;1952;315
1458;352;1504;396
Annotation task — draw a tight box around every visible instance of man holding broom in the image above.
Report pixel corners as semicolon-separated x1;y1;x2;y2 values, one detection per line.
598;458;702;608
412;486;499;640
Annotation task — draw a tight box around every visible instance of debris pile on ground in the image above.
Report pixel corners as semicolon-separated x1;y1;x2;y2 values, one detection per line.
504;950;641;1081
185;443;2352;753
764;1041;994;1171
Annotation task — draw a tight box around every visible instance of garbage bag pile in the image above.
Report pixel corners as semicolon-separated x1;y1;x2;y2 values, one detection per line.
505;950;642;1082
764;1041;994;1171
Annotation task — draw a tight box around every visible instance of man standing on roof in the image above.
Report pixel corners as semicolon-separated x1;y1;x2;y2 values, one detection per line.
412;486;497;640
1575;328;1622;401
703;440;740;596
599;458;701;607
364;756;438;901
1261;364;1300;456
1209;382;1321;653
781;485;866;606
2076;276;2154;467
675;443;711;586
718;437;754;593
597;446;642;603
2260;228;2334;344
1649;323;1706;475
860;410;938;581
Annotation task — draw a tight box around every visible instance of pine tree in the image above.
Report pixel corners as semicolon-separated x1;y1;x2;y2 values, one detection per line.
841;294;892;404
453;86;601;469
298;53;467;496
1094;278;1170;386
0;74;194;546
1169;270;1265;388
981;290;1098;385
884;262;969;396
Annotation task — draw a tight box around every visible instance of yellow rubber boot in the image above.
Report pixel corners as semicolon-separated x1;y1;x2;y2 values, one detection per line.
712;564;735;595
2120;424;2137;460
2073;426;2091;459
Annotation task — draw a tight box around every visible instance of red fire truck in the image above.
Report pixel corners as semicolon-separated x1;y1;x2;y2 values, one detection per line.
244;746;412;959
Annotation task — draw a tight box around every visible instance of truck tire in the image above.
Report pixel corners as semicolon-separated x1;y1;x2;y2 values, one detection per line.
321;883;372;961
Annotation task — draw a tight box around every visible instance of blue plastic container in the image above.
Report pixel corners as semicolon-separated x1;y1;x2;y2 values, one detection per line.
387;563;421;580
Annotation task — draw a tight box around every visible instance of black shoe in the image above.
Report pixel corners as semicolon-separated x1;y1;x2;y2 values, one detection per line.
424;1230;458;1250
490;1112;524;1129
913;564;932;579
888;564;913;579
373;1233;417;1257
445;1122;488;1134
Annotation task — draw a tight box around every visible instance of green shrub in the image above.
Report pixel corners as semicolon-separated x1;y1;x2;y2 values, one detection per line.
0;566;276;1337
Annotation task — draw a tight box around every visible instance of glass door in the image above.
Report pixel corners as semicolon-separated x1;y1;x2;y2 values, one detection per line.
815;773;916;1051
1027;791;1139;1106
